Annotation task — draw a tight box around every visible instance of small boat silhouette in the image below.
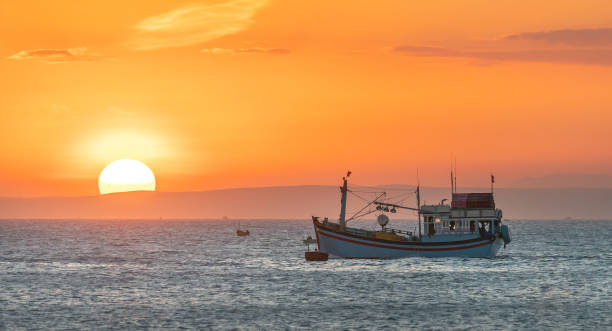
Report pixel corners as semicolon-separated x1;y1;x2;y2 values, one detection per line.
236;221;250;236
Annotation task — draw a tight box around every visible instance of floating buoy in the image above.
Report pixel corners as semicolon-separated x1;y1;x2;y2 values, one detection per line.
303;235;317;244
305;251;328;261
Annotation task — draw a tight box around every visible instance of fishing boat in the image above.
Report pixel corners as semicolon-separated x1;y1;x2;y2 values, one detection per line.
312;172;511;258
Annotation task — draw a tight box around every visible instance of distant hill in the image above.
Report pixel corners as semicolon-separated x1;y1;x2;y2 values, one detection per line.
512;173;612;188
0;185;610;220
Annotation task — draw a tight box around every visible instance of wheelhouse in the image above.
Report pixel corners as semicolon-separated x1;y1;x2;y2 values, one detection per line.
422;193;501;237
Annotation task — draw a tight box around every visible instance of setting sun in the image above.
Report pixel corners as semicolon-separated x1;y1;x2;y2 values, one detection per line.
98;159;156;195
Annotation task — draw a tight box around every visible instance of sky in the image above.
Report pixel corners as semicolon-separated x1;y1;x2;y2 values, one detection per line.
1;0;612;197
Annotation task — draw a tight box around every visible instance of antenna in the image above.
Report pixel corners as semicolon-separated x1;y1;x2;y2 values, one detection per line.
450;155;454;195
453;157;457;193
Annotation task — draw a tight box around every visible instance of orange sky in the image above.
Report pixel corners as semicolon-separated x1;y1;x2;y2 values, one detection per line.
1;0;612;196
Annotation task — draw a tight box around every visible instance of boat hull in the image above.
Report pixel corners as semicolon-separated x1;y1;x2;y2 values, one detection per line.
314;221;503;258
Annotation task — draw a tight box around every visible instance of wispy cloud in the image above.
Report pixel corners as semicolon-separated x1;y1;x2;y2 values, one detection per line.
394;46;459;57
6;47;107;63
129;0;269;50
504;28;612;46
395;27;612;66
200;46;290;55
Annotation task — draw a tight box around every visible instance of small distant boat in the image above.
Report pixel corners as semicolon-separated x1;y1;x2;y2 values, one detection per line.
236;221;250;236
303;235;317;244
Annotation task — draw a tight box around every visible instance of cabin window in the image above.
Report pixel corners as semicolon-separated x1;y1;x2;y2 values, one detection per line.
470;221;475;232
449;220;456;231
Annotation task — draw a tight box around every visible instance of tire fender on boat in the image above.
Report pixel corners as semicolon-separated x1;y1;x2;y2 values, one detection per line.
501;224;512;244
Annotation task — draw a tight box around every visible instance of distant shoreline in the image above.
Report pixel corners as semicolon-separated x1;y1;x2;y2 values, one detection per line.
1;185;611;220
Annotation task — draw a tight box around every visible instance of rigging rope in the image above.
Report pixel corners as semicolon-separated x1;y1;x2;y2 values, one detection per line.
348;208;378;221
347;190;372;203
344;184;419;222
346;192;386;222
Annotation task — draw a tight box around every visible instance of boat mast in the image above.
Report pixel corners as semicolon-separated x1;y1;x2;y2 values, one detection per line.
416;169;422;239
339;171;351;227
417;184;422;238
451;168;454;196
450;156;455;195
453;157;457;193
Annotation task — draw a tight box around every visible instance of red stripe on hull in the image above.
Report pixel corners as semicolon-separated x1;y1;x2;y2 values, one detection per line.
318;229;492;251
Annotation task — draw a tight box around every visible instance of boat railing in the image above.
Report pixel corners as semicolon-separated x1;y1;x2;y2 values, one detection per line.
435;227;476;235
324;222;343;231
384;228;413;236
320;220;416;238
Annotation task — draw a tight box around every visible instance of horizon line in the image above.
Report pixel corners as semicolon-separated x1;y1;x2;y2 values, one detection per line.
2;183;612;199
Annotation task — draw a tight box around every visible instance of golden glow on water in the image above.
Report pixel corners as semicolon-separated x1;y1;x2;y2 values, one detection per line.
0;219;608;329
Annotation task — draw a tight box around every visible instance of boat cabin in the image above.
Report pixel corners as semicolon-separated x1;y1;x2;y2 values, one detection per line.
422;193;500;237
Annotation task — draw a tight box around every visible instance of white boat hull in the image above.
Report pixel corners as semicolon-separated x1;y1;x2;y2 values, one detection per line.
315;222;503;258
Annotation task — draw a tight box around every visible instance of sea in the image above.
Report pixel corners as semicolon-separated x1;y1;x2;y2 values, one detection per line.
0;219;610;330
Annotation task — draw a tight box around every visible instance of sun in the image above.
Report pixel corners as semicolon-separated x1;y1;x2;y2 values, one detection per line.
98;159;156;195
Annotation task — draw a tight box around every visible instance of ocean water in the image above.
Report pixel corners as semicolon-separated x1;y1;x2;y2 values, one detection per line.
0;219;610;330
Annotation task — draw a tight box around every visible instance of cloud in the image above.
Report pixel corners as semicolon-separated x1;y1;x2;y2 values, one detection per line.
395;27;612;66
394;46;461;57
6;47;107;63
504;28;612;46
129;0;269;50
200;46;290;55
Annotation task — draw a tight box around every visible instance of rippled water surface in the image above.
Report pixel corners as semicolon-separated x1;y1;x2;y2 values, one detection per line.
1;219;610;330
